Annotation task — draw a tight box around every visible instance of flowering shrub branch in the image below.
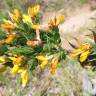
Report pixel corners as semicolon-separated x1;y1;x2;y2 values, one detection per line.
1;3;96;87
0;4;66;86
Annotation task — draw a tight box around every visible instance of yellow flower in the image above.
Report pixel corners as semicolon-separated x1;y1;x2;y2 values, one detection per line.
10;65;19;74
70;49;82;57
9;55;26;66
21;69;28;87
9;9;20;22
10;55;26;73
32;24;40;30
13;56;26;66
80;51;90;62
10;60;28;86
36;55;47;61
9;55;28;86
36;55;49;69
50;57;58;75
40;60;48;69
10;65;28;86
22;14;32;24
70;43;91;62
9;56;16;61
56;15;65;24
0;57;6;63
28;4;40;18
1;21;16;32
5;33;16;44
18;67;26;73
48;15;65;28
80;43;90;51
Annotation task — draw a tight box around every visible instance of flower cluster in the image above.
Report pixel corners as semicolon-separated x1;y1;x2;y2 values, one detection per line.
1;4;96;87
71;43;91;62
0;4;66;86
70;39;96;69
36;55;58;75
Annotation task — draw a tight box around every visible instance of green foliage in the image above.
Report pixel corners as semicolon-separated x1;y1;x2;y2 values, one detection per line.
27;59;38;71
0;44;8;55
14;36;27;46
58;48;67;61
41;28;61;54
12;25;66;71
41;28;60;44
17;22;36;40
0;3;67;88
0;29;6;39
12;46;34;55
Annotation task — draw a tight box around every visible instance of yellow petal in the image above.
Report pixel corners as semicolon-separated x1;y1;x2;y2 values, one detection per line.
14;9;20;18
13;56;25;66
33;4;40;13
50;58;58;75
10;65;19;74
36;55;47;61
48;19;56;28
32;24;40;30
9;57;16;61
28;4;40;18
40;60;48;69
21;70;28;87
5;34;16;44
0;66;7;72
56;15;65;25
80;43;90;51
48;15;65;28
0;57;6;63
9;9;20;22
80;51;90;62
1;22;16;31
18;67;26;73
28;7;35;18
70;49;82;57
22;14;32;24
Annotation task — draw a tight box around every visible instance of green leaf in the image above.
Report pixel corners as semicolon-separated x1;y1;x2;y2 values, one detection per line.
12;46;34;55
0;29;6;39
27;59;38;71
14;36;27;46
40;28;60;44
43;43;57;53
0;44;8;55
17;22;36;40
59;48;66;60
